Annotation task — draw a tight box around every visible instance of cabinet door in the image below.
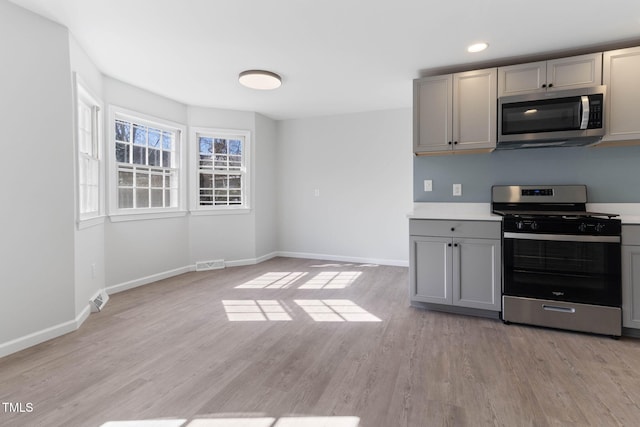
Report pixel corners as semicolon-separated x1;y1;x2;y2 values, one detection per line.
413;75;453;153
498;61;546;97
603;46;640;142
622;245;640;329
452;238;501;311
410;236;452;304
452;68;497;151
546;53;602;91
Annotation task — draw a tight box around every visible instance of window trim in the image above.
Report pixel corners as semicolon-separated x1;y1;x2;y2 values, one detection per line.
190;127;252;214
107;105;187;219
73;73;105;228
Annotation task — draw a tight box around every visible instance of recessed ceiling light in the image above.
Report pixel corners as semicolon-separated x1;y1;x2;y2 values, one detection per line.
238;70;282;90
467;42;489;53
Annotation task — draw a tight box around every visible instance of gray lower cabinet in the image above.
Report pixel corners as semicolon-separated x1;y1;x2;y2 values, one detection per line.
622;225;640;330
410;220;501;312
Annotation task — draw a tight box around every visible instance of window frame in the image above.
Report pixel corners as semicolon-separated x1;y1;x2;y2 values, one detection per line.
190;127;252;214
108;106;187;221
74;73;105;229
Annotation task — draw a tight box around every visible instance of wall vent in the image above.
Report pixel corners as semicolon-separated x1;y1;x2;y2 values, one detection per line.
90;290;109;313
196;259;226;271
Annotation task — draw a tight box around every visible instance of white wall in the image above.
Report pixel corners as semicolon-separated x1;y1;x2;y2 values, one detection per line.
276;109;413;265
255;113;278;259
0;0;76;350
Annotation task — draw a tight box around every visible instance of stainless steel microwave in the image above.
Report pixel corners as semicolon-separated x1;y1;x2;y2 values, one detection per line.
497;85;606;149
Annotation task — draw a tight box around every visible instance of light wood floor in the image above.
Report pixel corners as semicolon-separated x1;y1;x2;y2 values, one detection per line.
1;257;640;427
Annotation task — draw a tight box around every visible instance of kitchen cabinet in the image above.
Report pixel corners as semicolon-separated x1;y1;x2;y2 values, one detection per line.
602;46;640;143
409;219;501;312
622;225;640;331
413;68;497;154
498;53;602;97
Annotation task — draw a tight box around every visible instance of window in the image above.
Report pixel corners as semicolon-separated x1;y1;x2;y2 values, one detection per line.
109;107;185;217
75;77;103;222
192;128;250;211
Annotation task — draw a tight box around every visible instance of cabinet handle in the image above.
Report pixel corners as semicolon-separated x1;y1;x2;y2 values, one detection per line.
450;227;455;231
548;83;553;88
448;141;452;145
454;243;459;247
448;243;452;247
542;84;547;88
453;141;458;145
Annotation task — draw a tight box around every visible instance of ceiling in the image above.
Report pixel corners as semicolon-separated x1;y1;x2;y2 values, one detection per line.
8;0;640;120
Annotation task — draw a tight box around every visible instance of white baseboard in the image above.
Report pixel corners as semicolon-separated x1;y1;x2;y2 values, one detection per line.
275;251;409;267
105;266;194;295
225;251;278;267
0;305;91;359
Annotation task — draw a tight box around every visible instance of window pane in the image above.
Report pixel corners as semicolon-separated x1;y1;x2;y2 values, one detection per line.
151;189;163;207
133;124;147;146
200;173;213;189
214;139;227;154
118;188;133;208
133;146;146;165
150;174;163;187
162;151;171;168
162;132;172;150
136;171;149;187
148;148;161;166
148;128;161;148
229;175;241;189
214;175;228;189
135;189;149;208
165;190;171;206
229;139;242;155
115;120;130;142
116;143;129;163
199;137;213;154
119;170;133;186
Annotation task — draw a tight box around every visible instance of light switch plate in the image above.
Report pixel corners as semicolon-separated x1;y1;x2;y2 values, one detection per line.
453;184;462;196
424;180;432;192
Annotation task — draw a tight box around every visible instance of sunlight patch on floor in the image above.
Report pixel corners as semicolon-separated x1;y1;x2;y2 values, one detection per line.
298;272;362;289
294;300;382;322
222;300;292;321
235;272;308;289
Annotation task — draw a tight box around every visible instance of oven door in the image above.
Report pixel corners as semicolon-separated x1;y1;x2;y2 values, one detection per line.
503;233;621;307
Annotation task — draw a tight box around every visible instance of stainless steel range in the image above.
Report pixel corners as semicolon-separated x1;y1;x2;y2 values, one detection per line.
492;185;622;337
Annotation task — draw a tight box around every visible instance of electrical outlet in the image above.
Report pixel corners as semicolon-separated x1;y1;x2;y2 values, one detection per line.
453;184;462;196
423;180;432;192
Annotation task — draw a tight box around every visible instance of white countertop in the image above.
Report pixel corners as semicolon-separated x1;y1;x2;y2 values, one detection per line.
408;202;640;224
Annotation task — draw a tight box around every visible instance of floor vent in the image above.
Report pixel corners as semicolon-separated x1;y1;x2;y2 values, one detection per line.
90;290;109;313
196;259;226;271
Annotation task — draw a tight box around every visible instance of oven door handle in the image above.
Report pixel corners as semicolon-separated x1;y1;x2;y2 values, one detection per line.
504;232;620;243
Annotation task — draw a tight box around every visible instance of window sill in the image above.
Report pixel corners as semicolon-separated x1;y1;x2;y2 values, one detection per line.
77;215;106;230
109;210;188;223
190;207;252;216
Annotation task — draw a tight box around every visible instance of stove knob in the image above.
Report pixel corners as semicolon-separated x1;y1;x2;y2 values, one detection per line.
516;221;525;230
530;221;539;231
578;223;587;232
595;223;605;233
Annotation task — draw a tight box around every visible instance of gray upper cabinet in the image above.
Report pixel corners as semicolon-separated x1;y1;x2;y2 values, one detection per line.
603;46;640;143
498;53;602;97
414;68;497;154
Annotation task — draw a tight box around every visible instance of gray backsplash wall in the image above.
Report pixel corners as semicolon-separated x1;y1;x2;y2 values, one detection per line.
414;145;640;203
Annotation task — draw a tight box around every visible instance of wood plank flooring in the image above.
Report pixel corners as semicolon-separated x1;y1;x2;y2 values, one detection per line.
1;257;640;426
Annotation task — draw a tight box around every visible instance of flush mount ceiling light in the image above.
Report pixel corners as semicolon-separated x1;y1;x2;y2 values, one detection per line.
238;70;282;90
467;42;489;53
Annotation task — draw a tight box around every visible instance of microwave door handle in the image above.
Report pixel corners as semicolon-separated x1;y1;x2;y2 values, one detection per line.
580;96;589;130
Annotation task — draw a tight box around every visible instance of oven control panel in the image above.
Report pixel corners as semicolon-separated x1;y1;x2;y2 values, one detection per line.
504;217;621;235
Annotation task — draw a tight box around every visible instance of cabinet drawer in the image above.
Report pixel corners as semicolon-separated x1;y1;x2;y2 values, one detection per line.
410;219;501;239
623;225;640;246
